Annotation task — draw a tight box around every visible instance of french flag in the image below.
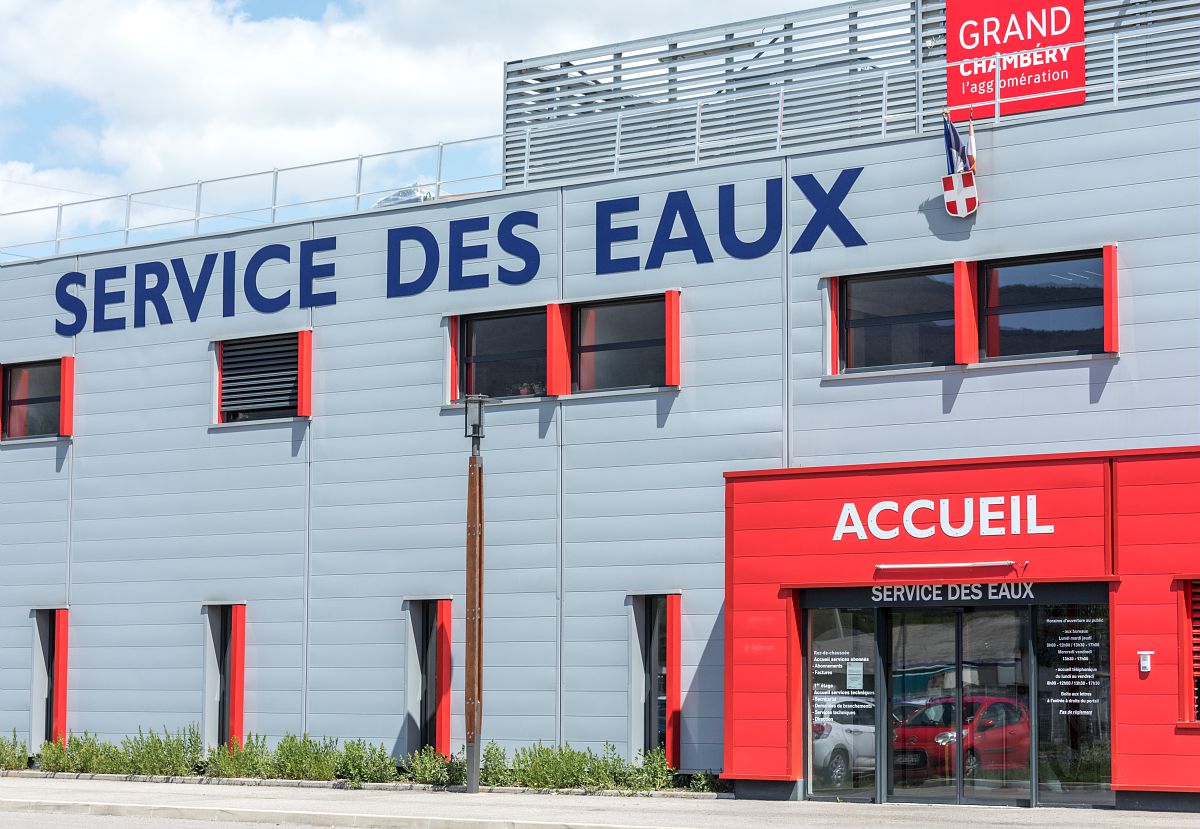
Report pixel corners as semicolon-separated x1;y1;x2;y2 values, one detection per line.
943;113;976;175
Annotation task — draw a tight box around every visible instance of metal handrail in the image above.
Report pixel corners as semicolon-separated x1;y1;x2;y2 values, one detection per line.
2;16;1198;262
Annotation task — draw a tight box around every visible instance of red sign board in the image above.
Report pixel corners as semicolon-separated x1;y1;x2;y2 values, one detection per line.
945;0;1086;120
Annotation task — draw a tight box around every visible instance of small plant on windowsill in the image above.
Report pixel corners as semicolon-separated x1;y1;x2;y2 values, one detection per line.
508;382;546;397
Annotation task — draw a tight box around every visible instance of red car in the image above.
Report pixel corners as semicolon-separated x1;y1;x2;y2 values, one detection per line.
892;696;1030;778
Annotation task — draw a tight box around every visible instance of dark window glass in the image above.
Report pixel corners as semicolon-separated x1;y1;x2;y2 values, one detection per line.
1035;604;1113;806
417;601;439;750
981;254;1104;359
842;272;955;370
217;605;232;748
462;309;547;398
644;595;668;753
574;297;665;392
2;361;61;439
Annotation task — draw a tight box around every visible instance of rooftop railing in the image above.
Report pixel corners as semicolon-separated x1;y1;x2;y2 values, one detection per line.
1;1;1197;264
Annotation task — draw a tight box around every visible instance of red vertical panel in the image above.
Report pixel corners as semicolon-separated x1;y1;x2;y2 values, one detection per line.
435;598;452;758
0;362;5;439
1105;460;1115;575
58;356;75;437
827;279;840;376
546;303;572;396
664;291;681;387
52;608;69;745
954;260;979;364
448;317;460;402
785;591;802;779
665;593;681;769
215;343;225;424
296;330;313;418
228;604;246;748
1104;244;1119;353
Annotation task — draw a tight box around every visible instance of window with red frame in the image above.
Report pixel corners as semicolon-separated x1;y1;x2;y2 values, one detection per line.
1190;580;1200;720
218;332;310;422
573;296;666;392
459;308;547;399
838;269;956;371
978;252;1105;360
1;360;62;439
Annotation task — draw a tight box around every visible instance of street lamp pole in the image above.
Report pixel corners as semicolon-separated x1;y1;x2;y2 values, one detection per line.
463;395;486;793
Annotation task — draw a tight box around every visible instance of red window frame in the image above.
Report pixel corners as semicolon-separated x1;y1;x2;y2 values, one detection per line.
1103;244;1119;353
832;248;1118;372
51;608;69;746
451;292;680;400
1179;578;1200;725
435;597;452;758
954;260;979;365
447;317;461;403
0;357;74;440
827;278;840;376
228;604;246;748
546;303;572;396
665;592;681;768
296;330;313;418
215;332;310;424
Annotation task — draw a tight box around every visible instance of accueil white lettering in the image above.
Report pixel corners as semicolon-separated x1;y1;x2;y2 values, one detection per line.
833;494;1055;541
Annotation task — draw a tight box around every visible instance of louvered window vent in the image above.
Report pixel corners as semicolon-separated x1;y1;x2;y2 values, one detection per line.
219;333;300;423
1192;580;1200;720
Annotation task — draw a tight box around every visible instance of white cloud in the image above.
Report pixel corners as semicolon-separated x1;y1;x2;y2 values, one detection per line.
0;0;819;219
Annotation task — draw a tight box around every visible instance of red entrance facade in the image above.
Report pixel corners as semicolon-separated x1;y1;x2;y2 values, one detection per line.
723;447;1200;807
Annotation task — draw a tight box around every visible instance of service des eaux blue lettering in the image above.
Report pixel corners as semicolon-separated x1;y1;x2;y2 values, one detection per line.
53;169;866;337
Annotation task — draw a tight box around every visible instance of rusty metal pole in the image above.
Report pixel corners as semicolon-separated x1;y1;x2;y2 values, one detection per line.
464;424;484;792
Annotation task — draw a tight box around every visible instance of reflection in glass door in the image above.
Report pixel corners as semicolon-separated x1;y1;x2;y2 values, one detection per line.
808;608;876;798
887;608;1031;806
962;609;1031;804
889;609;959;802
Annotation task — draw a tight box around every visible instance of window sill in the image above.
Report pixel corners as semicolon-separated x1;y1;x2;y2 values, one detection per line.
1176;722;1200;731
0;434;70;447
441;386;679;410
823;352;1118;382
443;395;555;411
562;385;679;402
209;416;310;430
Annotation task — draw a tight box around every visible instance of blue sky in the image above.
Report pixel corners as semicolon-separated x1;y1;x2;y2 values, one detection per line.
0;0;813;217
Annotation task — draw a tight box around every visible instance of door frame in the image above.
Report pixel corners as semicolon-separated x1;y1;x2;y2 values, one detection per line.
803;604;1037;806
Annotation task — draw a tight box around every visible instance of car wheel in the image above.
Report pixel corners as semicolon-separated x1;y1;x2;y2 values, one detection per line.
827;749;850;788
964;750;979;778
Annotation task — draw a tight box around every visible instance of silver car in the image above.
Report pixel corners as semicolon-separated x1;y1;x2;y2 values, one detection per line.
812;695;876;787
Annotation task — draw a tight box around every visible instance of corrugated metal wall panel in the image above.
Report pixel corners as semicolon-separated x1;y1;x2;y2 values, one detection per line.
0;93;1195;772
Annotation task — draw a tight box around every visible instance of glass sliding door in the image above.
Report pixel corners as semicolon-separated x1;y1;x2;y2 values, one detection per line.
887;608;1032;805
888;609;960;801
808;608;877;798
961;609;1032;805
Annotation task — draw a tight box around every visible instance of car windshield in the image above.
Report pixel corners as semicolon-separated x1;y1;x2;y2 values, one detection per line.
904;699;981;727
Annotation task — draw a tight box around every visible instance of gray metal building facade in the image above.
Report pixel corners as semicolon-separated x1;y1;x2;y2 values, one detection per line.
1;0;1198;785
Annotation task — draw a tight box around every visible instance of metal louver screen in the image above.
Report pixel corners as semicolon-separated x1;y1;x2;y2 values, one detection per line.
220;333;299;421
1193;580;1200;719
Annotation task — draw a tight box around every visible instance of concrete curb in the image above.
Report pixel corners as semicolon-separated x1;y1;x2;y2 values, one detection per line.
0;798;686;829
0;770;732;799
